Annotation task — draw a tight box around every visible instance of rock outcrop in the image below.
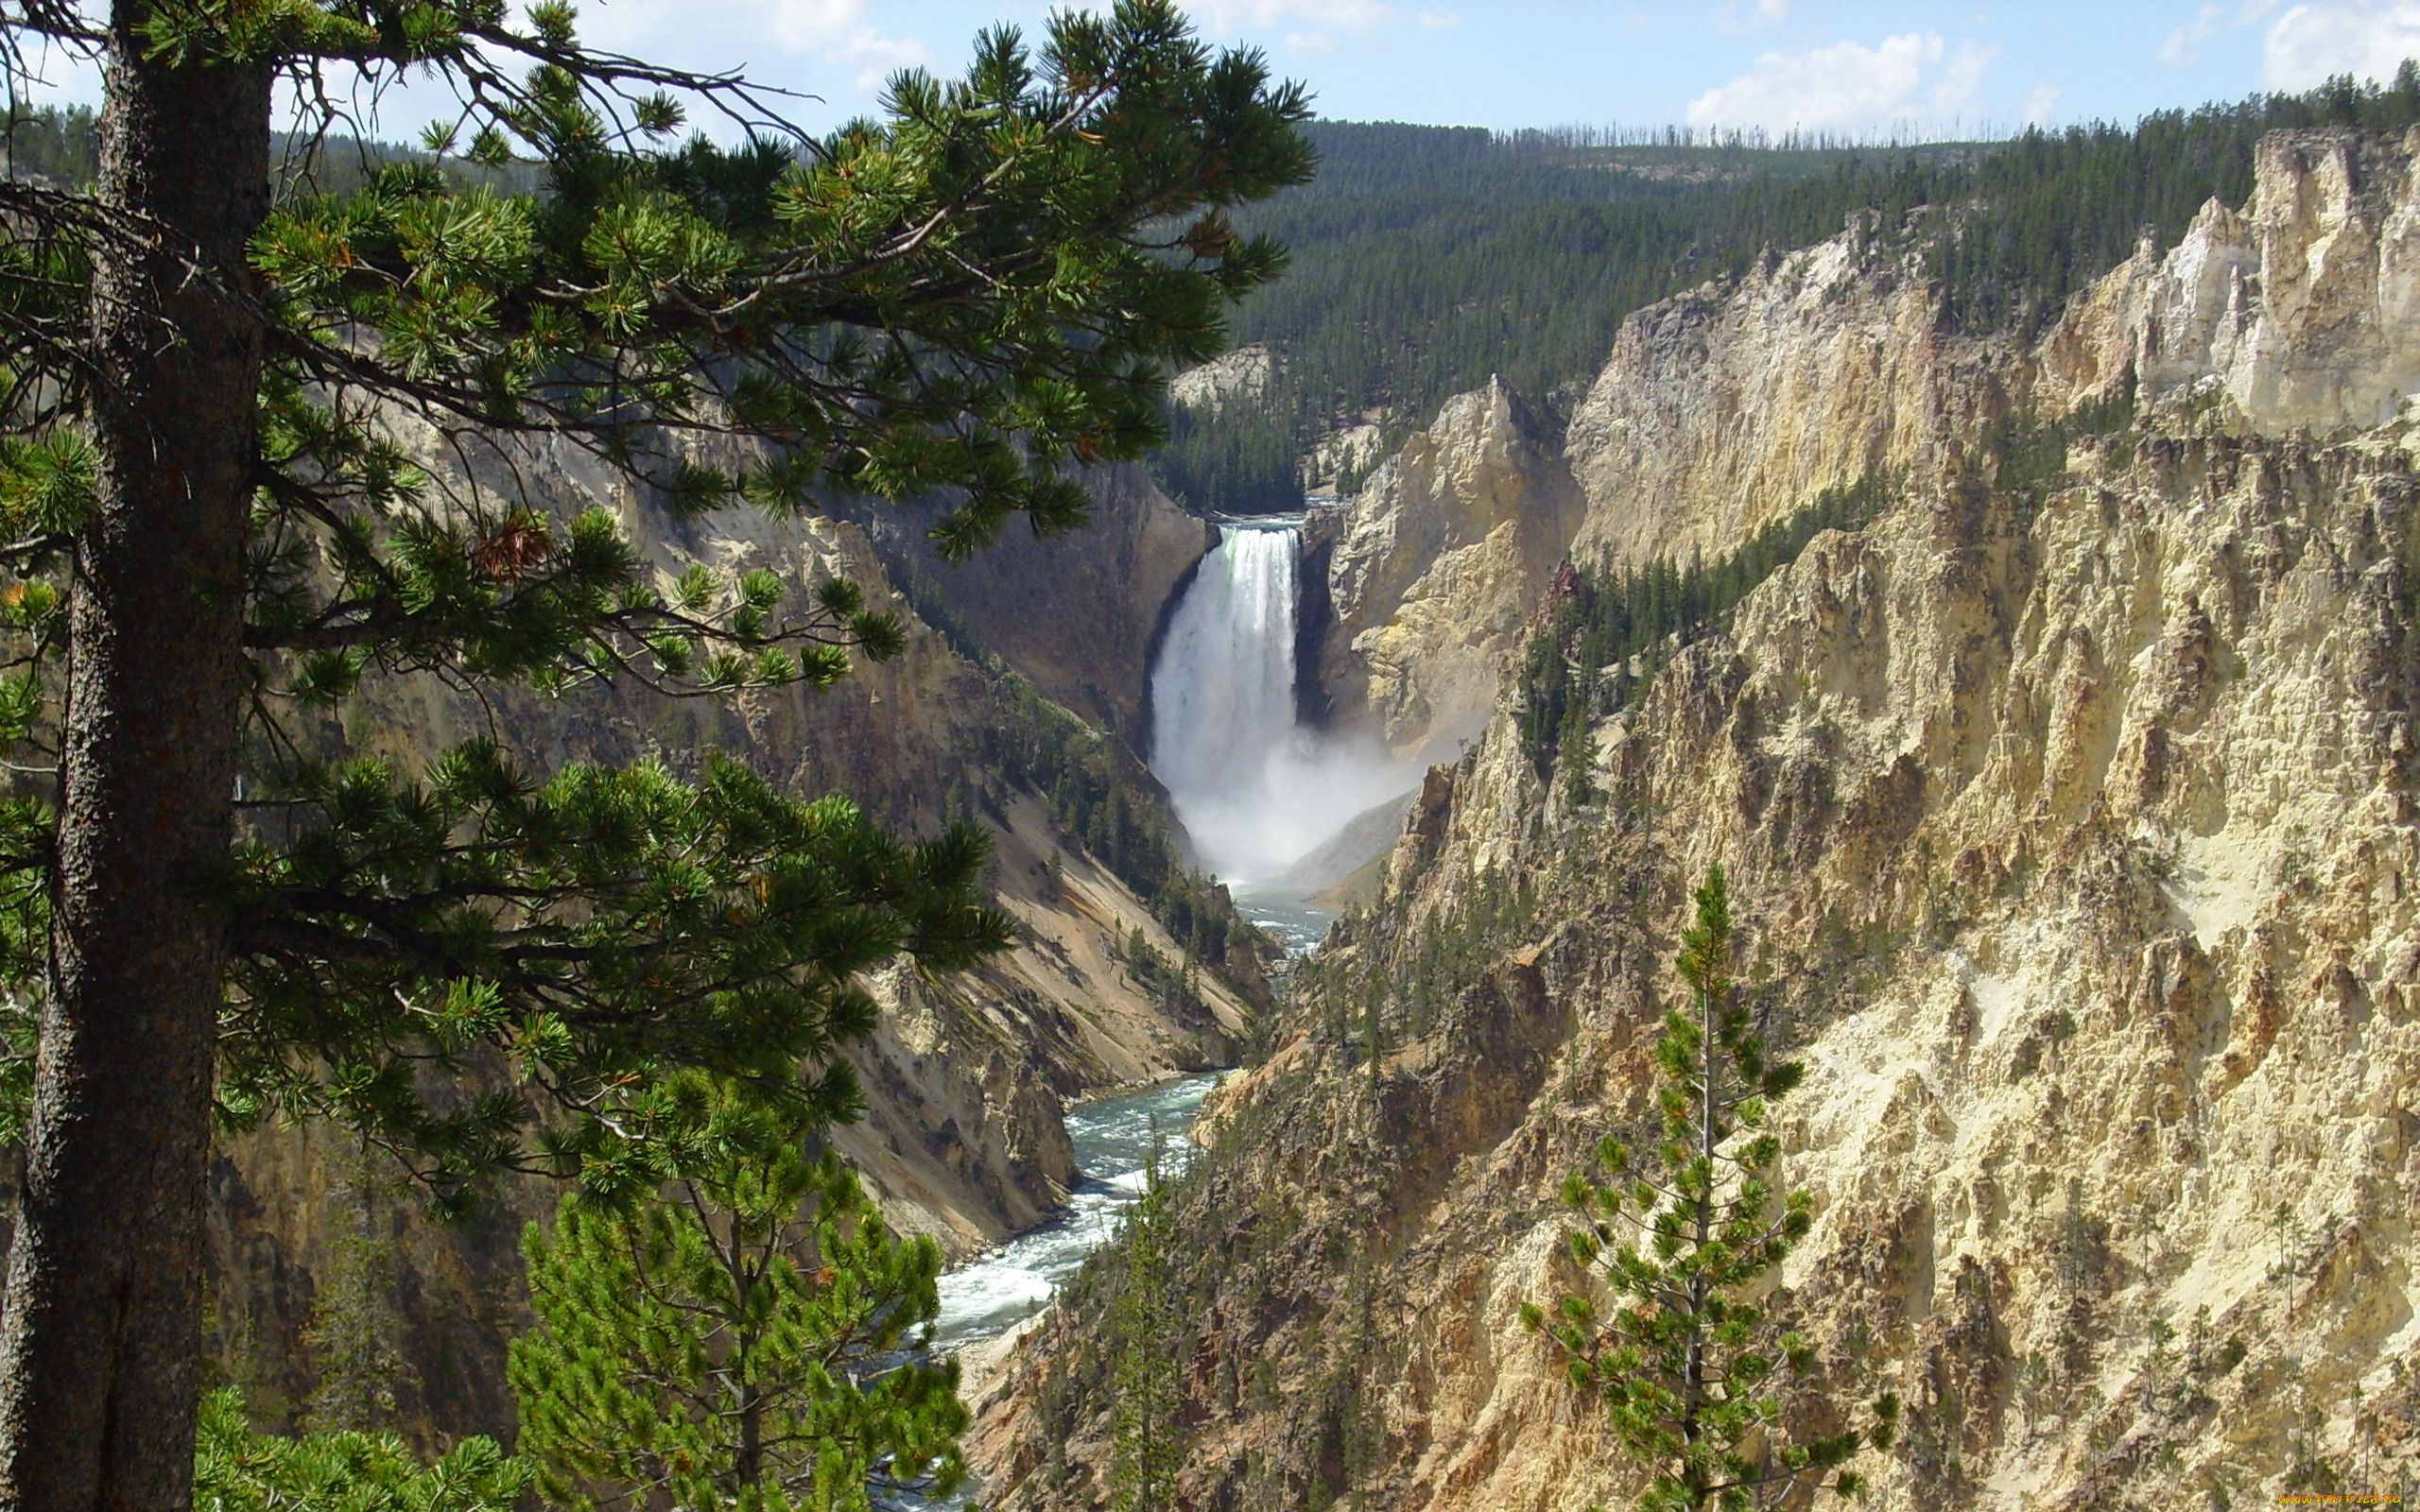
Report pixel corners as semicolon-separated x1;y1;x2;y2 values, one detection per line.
1307;379;1583;758
972;128;2420;1511
1169;344;1277;417
856;466;1216;744
1306;127;2420;777
1562;215;2001;570
2045;127;2420;436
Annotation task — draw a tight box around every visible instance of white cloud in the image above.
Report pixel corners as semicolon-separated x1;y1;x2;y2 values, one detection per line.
1685;33;1999;135
1193;0;1421;59
1196;0;1398;33
1716;0;1792;31
2264;1;2420;87
2159;0;2287;65
580;0;931;95
2022;79;2065;126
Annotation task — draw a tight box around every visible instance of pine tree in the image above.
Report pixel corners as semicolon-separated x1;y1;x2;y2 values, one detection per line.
1108;1143;1184;1512
0;5;1309;1503
300;1150;414;1435
1525;867;1897;1511
192;1385;528;1512
1557;679;1599;811
510;1074;967;1511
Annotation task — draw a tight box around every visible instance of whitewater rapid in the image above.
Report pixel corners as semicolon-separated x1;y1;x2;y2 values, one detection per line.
929;1074;1222;1352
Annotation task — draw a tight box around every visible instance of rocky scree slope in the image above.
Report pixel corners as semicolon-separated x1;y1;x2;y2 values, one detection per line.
198;445;1253;1443
967;127;2420;1511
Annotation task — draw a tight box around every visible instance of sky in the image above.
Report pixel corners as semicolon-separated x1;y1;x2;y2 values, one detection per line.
18;1;2420;141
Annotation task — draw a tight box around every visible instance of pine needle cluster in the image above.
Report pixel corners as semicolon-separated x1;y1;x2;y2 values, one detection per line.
0;0;1314;1201
192;1386;529;1512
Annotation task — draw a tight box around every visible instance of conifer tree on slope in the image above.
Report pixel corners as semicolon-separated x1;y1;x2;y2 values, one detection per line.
510;1074;964;1512
1107;1141;1184;1512
1525;867;1898;1511
0;4;1311;1506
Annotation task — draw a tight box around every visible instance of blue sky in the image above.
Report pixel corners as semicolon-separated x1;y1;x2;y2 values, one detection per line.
22;2;2420;139
568;0;2420;137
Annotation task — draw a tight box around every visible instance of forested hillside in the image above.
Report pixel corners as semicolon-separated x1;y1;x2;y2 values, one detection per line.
1159;68;2420;512
23;77;2420;521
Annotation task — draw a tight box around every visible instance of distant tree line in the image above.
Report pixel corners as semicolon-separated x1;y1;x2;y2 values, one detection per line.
3;102;542;193
1;104;95;183
26;78;2411;526
1501;121;1972;154
1155;69;2420;513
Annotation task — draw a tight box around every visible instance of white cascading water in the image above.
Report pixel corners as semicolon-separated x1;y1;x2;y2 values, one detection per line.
1150;521;1410;885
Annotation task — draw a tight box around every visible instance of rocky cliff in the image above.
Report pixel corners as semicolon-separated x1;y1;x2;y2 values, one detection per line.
856;466;1217;744
971;128;2420;1510
203;442;1249;1443
1302;213;1999;765
2045;128;2420;438
1306;379;1582;760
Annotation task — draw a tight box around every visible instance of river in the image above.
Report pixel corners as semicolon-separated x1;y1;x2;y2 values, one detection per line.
930;1071;1227;1354
1235;887;1334;957
927;885;1334;1355
903;1073;1229;1509
914;510;1357;1497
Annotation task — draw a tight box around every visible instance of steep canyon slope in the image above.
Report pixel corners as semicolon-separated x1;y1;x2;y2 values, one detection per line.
972;126;2420;1510
202;451;1253;1440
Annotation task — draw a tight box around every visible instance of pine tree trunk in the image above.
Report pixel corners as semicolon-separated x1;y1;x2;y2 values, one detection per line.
0;8;268;1506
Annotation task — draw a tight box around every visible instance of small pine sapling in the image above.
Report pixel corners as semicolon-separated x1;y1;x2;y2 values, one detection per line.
1108;1139;1185;1512
1525;866;1898;1510
510;1077;966;1511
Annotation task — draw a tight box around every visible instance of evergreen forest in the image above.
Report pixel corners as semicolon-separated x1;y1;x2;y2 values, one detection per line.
20;70;2420;519
1152;66;2420;512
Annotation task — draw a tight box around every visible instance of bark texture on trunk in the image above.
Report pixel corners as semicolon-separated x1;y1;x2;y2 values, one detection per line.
0;6;268;1507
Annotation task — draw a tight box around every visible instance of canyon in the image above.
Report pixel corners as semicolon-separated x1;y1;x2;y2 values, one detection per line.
966;126;2420;1510
199;449;1265;1438
164;116;2420;1510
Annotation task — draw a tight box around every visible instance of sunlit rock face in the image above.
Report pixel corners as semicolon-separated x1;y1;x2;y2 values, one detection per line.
969;129;2420;1511
1308;377;1585;763
1308;129;2420;779
1562;216;1996;573
2047;127;2420;436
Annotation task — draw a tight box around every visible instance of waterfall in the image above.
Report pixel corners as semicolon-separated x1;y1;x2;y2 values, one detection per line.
1150;521;1409;885
1151;523;1301;816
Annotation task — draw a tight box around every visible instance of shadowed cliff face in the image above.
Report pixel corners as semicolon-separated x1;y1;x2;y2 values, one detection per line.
970;129;2420;1511
853;467;1218;746
195;444;1248;1447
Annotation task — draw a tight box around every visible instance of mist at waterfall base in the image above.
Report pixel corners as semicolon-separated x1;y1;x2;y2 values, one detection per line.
1149;520;1414;889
